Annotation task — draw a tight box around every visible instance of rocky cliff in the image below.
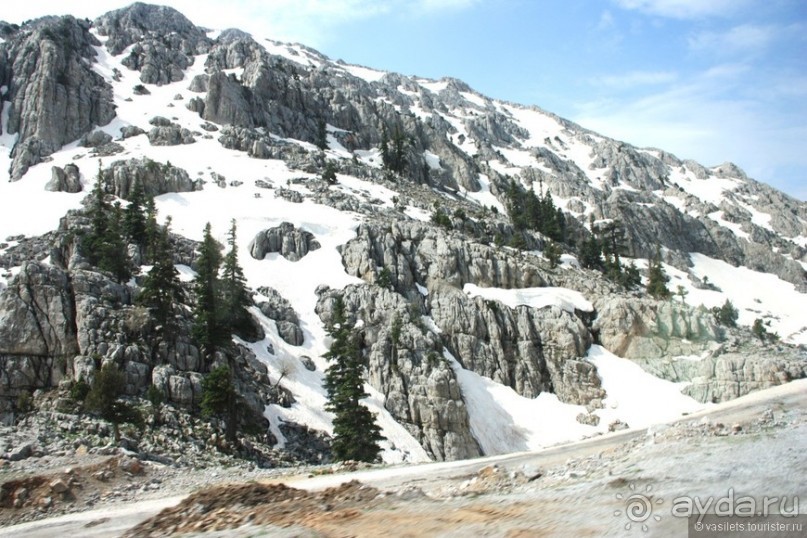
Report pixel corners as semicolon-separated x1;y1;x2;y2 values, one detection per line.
0;3;805;464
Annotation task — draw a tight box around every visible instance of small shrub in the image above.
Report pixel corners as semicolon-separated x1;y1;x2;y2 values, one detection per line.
70;378;91;402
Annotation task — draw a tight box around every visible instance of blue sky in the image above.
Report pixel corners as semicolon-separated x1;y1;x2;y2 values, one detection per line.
4;1;806;200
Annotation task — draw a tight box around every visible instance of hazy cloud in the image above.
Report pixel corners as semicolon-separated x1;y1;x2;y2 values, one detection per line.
612;0;752;19
592;70;678;89
689;24;778;55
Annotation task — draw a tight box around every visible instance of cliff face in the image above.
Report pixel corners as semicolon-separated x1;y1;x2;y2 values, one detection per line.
0;3;804;462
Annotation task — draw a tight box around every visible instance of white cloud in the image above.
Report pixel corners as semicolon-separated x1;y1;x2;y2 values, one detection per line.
688;24;778;55
1;0;484;47
573;66;807;197
612;0;752;19
592;70;678;89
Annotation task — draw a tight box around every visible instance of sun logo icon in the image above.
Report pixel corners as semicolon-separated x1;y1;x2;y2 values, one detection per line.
614;483;664;532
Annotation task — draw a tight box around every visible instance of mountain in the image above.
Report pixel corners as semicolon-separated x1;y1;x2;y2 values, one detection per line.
0;3;805;468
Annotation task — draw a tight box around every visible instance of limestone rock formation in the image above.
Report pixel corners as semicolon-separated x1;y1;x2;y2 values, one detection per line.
1;16;116;179
100;158;200;199
249;223;321;262
45;164;83;193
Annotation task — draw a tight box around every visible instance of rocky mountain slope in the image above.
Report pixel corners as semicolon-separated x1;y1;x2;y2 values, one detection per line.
0;2;805;470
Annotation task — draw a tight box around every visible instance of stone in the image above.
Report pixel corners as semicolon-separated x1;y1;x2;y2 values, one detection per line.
249;223;321;262
45;164;83;193
7;442;33;461
49;478;69;494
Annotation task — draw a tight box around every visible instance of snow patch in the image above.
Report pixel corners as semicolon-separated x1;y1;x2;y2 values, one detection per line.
463;283;593;313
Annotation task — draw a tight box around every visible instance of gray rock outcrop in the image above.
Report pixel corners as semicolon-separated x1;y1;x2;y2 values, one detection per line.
593;297;723;360
317;286;481;461
93;3;212;85
256;286;304;346
45;164;82;193
249;223;321;262
2;16;116;179
100;157;199;199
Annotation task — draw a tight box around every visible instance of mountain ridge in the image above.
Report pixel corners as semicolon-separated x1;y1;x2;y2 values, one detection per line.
0;2;805;469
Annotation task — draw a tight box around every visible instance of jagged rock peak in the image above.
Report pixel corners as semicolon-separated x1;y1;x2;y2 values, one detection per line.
93;3;209;55
2;15;115;179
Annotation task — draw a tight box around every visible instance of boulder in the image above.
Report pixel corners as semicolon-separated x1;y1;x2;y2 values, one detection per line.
249;223;321;262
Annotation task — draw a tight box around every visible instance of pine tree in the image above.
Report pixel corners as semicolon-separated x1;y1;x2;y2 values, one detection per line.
201;364;237;443
579;234;604;270
220;219;256;340
82;166;131;282
323;298;384;462
123;183;148;247
143;196;160;263
712;299;739;327
193;223;226;368
316;118;328;150
85;362;141;441
646;247;671;299
137;217;184;336
544;240;562;268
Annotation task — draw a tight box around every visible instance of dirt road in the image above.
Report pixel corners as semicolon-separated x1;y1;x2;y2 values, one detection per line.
4;378;806;537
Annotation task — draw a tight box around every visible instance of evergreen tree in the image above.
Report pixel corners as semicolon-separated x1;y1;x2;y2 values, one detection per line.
322;161;338;185
316;118;328;150
103;202;133;282
220;219;256;340
646;247;671;299
193;223;226;368
201;364;237;443
543;240;562;268
579;234;604;270
85;362;141;441
137;217;184;336
712;299;739;328
143;196;160;264
323;298;384;462
82;166;131;282
123;183;148;247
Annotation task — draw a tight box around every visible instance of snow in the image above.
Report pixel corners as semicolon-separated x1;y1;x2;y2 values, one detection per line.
707;210;750;240
449;344;706;455
423;150;442;171
502;104;561;145
688;253;807;345
262;40;320;68
459;91;486;108
447;351;593;454
587;345;706;428
463;283;593;313
458;173;505;213
667;165;741;206
418;80;448;94
340;63;386;83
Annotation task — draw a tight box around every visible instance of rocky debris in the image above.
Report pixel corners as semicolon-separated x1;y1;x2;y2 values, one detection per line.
100;157;200;199
124;480;380;538
249;222;321;262
45;164;82;193
255;286;304;346
2;16;116;179
94;3;211;85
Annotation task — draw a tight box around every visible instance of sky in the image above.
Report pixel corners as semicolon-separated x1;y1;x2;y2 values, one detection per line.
3;0;806;200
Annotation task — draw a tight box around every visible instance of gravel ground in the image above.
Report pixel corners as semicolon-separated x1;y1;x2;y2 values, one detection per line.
3;379;806;537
